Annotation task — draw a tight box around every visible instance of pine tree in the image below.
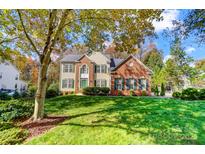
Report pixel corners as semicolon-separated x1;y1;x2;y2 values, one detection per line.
160;83;165;96
154;85;159;96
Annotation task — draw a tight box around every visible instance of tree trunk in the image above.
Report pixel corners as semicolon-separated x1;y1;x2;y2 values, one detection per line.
32;62;49;121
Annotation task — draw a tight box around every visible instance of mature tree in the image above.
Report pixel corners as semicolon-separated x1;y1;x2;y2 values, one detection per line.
0;9;162;121
195;59;205;72
181;10;205;43
163;38;195;90
142;47;164;73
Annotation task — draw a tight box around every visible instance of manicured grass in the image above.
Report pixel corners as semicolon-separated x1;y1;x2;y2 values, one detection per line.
26;96;205;144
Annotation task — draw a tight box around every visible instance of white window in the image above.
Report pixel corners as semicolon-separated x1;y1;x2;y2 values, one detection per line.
62;79;68;88
95;65;101;73
68;79;74;88
62;79;74;89
101;65;107;73
80;65;88;74
15;75;18;80
138;79;146;90
101;79;107;87
63;64;74;73
95;79;107;87
96;79;101;87
114;78;123;90
0;72;2;79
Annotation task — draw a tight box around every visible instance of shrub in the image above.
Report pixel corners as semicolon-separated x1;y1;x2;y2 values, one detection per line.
130;90;135;96
0;92;11;100
0;99;34;122
28;85;37;97
46;89;58;98
0;124;28;145
100;87;110;96
172;92;181;98
160;83;165;96
154;85;159;96
199;89;205;100
13;90;20;99
142;90;147;96
46;83;59;98
21;91;28;98
117;90;122;96
181;88;199;100
83;87;110;96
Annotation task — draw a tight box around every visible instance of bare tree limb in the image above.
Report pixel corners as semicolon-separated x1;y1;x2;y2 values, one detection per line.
17;10;41;57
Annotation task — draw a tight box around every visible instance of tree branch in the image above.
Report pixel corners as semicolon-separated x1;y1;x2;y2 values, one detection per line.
17;10;41;57
0;37;18;45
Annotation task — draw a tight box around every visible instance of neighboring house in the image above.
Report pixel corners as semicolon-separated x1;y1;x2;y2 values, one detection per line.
0;61;27;93
60;52;152;96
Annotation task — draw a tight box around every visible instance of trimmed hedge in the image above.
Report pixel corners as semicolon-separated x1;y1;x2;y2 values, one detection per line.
172;88;205;100
83;87;110;96
172;92;181;98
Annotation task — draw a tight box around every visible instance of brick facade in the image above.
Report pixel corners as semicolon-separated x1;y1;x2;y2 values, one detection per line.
74;55;95;93
111;56;151;96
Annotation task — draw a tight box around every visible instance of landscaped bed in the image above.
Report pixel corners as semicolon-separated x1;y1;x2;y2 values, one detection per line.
21;95;205;145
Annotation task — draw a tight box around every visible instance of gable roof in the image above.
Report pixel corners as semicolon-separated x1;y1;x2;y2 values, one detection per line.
60;54;82;62
111;55;153;73
60;53;152;73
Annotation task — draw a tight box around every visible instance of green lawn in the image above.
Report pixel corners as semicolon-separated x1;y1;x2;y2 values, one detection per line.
26;96;205;145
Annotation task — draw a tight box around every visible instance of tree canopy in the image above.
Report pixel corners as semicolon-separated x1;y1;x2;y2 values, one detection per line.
0;9;163;121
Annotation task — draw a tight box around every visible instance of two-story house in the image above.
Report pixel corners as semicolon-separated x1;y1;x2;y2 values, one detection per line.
0;61;27;93
60;52;152;96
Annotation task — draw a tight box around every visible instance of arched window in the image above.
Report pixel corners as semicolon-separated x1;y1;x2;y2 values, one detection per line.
80;65;88;74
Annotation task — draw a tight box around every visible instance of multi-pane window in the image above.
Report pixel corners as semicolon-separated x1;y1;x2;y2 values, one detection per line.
62;79;68;88
95;65;107;73
126;78;136;90
114;78;123;90
101;65;107;73
95;65;101;73
63;64;74;73
138;79;146;90
80;79;88;88
62;79;74;89
95;79;107;87
101;79;107;87
126;78;137;90
95;79;101;87
80;65;88;74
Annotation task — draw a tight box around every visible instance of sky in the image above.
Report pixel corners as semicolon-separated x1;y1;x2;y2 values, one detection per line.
153;9;205;61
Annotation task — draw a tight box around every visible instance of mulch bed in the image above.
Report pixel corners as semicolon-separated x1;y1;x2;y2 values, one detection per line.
19;116;68;140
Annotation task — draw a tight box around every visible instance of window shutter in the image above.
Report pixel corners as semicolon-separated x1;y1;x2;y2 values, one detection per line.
72;79;74;88
114;79;117;90
134;79;137;90
122;78;124;90
138;79;141;90
94;65;97;73
146;80;149;91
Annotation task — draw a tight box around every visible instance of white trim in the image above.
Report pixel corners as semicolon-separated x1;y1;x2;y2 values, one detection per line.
79;64;89;89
